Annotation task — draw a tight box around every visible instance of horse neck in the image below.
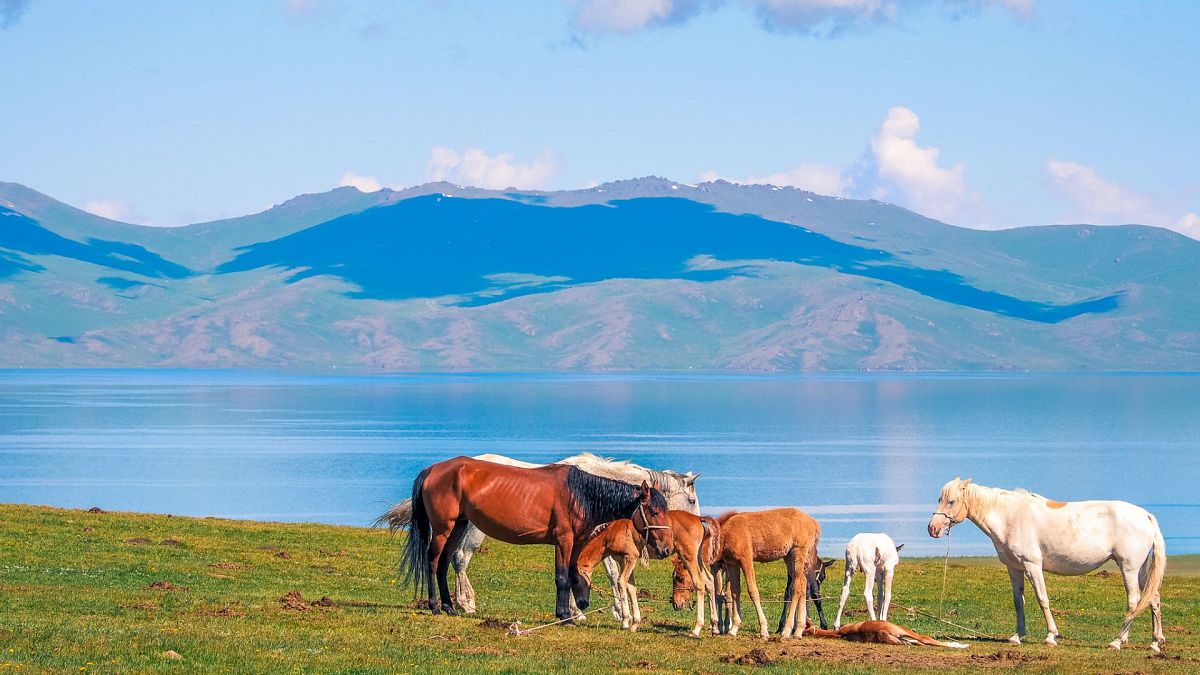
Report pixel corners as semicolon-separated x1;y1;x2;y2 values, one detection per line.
566;467;646;528
963;484;1007;538
576;530;612;576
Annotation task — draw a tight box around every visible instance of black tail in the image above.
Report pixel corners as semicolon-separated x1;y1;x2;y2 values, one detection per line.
398;466;433;598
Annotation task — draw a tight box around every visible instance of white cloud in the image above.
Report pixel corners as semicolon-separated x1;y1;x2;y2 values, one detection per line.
84;200;139;223
424;147;561;190
865;106;977;222
567;0;1033;34
570;0;710;33
1046;159;1200;239
338;172;383;193
698;162;848;196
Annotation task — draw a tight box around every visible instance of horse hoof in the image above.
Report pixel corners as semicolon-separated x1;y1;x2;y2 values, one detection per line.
1007;635;1021;645
1044;636;1057;647
1107;640;1122;650
1151;641;1161;654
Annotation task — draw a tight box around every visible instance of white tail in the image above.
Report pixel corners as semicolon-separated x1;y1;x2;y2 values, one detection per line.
1121;519;1166;636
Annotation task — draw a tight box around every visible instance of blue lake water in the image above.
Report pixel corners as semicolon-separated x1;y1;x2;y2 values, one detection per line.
1;370;1196;556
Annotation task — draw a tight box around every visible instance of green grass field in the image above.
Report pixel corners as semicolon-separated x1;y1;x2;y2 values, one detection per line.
1;503;1196;673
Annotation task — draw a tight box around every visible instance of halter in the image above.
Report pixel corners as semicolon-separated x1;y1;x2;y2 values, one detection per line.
930;510;962;531
634;502;671;539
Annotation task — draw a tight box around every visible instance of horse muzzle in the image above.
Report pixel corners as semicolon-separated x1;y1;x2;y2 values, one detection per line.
927;514;949;538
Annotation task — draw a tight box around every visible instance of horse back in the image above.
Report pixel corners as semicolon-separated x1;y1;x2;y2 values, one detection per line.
720;508;820;562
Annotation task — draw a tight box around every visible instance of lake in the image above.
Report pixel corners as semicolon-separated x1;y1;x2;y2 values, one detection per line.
1;370;1196;556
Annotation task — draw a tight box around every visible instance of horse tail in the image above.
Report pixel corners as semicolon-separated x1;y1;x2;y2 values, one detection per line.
1124;517;1167;631
372;499;414;534
397;466;434;597
700;516;722;566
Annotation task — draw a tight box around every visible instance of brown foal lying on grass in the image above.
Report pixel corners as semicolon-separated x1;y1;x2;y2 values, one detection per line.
804;618;969;648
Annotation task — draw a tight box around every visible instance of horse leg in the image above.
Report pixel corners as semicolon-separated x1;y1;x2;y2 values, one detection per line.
880;567;894;622
1007;566;1027;645
451;524;484;613
703;564;720;636
603;554;623;622
740;559;771;639
1144;549;1165;653
554;538;575;622
434;519;469;615
780;551;804;639
1108;564;1144;649
727;562;743;637
777;565;795;635
624;556;642;631
834;565;853;630
1023;562;1059;646
425;516;457;615
683;554;706;637
862;566;877;621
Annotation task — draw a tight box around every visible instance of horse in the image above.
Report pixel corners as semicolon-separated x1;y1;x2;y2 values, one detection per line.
576;520;645;631
377;452;700;615
928;477;1166;652
663;511;722;636
714;508;821;639
834;533;904;629
396;456;674;620
674;541;832;635
804;618;968;649
776;549;836;632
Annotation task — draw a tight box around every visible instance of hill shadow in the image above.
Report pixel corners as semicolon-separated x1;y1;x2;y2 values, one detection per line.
217;196;1120;324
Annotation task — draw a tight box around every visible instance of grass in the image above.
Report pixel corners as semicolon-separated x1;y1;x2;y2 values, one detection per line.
1;503;1197;673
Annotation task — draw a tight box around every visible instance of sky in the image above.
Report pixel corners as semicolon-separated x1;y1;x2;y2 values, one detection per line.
0;0;1197;237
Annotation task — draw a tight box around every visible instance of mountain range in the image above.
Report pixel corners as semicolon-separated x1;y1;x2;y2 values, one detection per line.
1;178;1197;371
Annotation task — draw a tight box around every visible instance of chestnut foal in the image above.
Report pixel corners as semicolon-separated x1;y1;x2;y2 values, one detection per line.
665;511;722;636
716;508;821;639
576;520;647;630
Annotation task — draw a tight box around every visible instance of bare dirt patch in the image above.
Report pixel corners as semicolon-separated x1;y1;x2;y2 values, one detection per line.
124;602;158;610
148;581;188;591
720;647;774;666
477;618;510;630
124;538;151;545
208;562;246;570
312;596;337;608
280;590;309;611
159;539;182;547
274;551;292;559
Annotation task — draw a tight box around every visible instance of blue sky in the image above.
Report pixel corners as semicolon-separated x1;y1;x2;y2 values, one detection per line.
0;0;1196;237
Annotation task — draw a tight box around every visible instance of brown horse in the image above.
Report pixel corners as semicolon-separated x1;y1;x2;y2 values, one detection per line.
804;618;968;648
576;520;645;631
716;508;821;639
397;456;674;620
664;511;722;636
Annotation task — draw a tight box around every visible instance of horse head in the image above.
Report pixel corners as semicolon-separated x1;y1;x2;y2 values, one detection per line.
670;556;694;610
636;480;675;559
660;470;701;515
928;477;972;538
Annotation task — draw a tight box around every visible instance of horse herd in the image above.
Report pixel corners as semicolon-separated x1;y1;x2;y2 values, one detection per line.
379;453;1168;653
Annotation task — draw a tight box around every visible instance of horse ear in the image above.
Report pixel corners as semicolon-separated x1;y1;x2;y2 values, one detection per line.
823;558;836;569
963;477;973;486
641;480;652;500
894;543;905;553
686;472;700;485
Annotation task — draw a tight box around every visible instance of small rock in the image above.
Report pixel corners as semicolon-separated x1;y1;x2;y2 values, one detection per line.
275;551;292;559
161;650;182;660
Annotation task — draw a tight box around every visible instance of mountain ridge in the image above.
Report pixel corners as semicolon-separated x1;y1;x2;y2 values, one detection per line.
0;180;1196;371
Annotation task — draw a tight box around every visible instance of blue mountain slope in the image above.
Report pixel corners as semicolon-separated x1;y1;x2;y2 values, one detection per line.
218;196;1119;323
0;207;191;279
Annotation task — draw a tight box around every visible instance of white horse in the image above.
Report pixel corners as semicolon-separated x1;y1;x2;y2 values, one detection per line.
378;452;700;616
834;533;903;629
928;478;1166;652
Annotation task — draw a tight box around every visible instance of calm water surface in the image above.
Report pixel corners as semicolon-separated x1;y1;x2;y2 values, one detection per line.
1;370;1196;556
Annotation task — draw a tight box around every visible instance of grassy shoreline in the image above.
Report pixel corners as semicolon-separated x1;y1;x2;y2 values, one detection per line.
2;503;1197;673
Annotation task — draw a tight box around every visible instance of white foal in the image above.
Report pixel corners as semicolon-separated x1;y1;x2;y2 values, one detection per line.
834;533;904;629
928;478;1166;652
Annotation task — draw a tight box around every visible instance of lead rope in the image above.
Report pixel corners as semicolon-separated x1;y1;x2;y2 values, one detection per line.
939;522;952;614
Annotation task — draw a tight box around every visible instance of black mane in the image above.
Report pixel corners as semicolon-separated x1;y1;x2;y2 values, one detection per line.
566;466;667;528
